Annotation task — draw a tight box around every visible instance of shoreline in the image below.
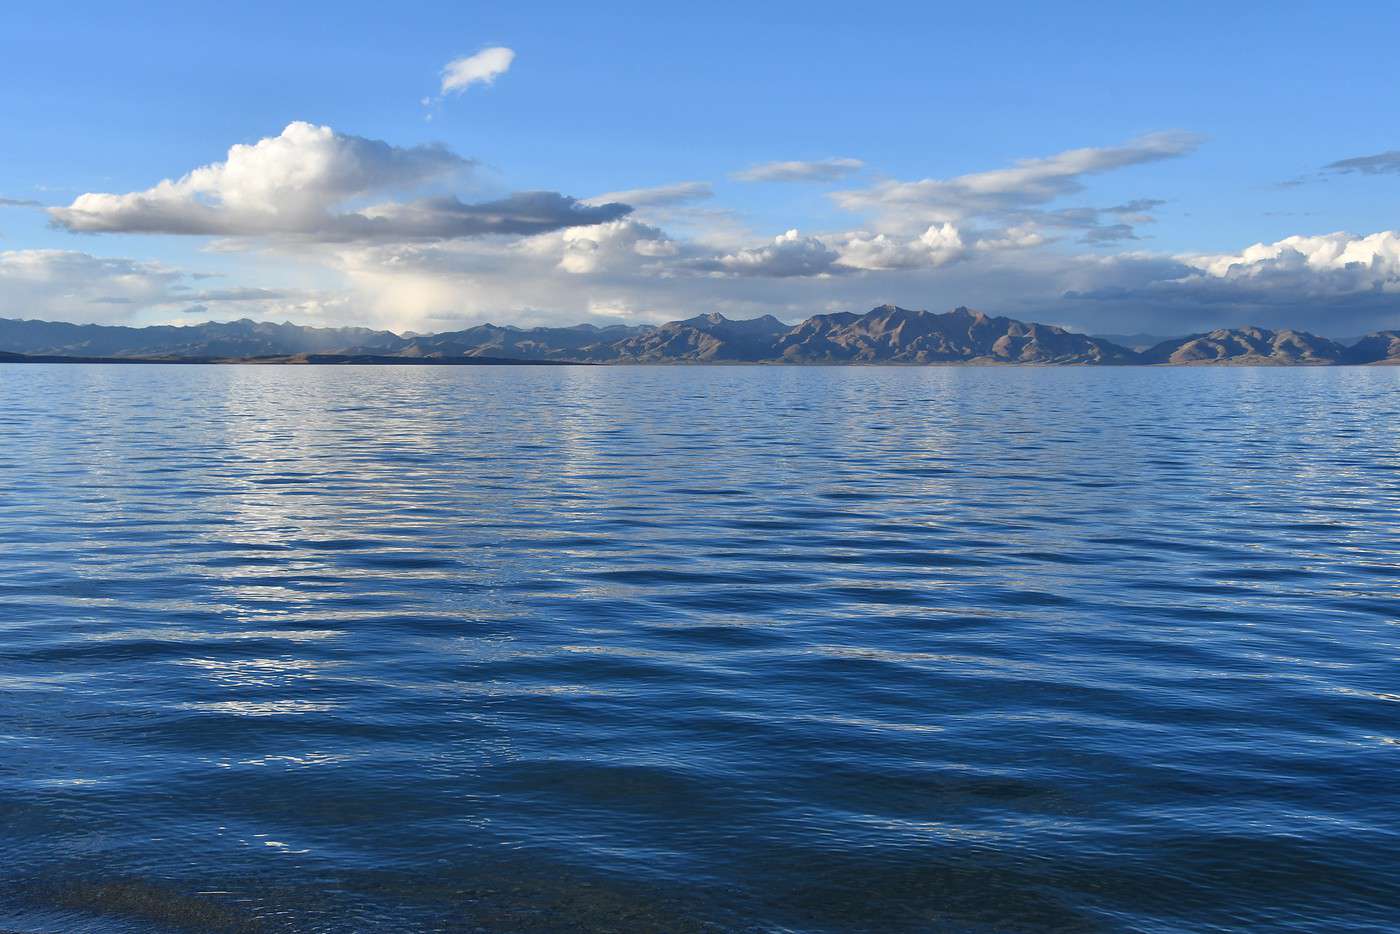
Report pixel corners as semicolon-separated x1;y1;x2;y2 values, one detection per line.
2;354;1396;367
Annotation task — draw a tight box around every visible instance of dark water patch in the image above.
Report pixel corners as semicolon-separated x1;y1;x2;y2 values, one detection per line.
1007;549;1112;566
8;878;265;933
818;489;885;501
1122;577;1263;597
823;585;940;607
583;567;807;586
198;554;301;569
1211;565;1328;582
655;587;833;614
284;538;388;551
861;550;999;568
330;553;460;572
1086;534;1253;559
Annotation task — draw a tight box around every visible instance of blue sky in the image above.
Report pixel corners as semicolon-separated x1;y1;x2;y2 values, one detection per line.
2;1;1398;336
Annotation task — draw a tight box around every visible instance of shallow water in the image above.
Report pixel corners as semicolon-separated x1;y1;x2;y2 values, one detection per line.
1;363;1398;932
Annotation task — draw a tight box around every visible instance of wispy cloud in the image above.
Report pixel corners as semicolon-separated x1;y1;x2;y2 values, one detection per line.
1323;150;1400;176
1;197;42;207
828;133;1197;246
440;47;515;96
832;132;1200;231
0;249;338;325
584;181;713;208
732;158;864;183
1278;149;1400;188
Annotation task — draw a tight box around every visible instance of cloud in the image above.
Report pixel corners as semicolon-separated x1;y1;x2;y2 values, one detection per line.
1058;229;1400;334
1;197;42;207
348;192;630;240
0;251;182;319
50;122;464;234
1106;199;1166;216
1281;150;1400;188
318;218;1400;338
831;132;1201;235
441;47;515;95
547;221;976;280
1322;150;1400;176
183;286;297;302
833;223;967;271
332;211;1038;331
1011;200;1167;243
732;158;865;183
0;249;334;325
48;122;626;242
584;181;713;208
1079;224;1138;243
1178;230;1400;297
29;122;1395;339
691;229;842;278
545;220;679;275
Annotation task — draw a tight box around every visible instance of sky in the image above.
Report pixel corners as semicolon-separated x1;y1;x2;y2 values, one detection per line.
2;0;1399;338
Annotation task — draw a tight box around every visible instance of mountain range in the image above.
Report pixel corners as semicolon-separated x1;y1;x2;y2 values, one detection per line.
2;306;1398;365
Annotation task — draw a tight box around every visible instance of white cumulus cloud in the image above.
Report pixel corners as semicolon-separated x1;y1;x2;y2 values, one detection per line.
1176;230;1400;297
835;223;967;271
700;229;842;278
549;220;679;275
48;122;627;243
1060;229;1400;334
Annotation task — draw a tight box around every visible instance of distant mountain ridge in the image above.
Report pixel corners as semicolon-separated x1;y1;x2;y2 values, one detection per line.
0;317;403;359
2;308;1399;365
1139;327;1350;365
769;305;1134;364
1342;331;1400;365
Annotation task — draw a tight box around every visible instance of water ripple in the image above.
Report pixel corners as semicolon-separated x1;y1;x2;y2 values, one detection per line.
1;363;1398;932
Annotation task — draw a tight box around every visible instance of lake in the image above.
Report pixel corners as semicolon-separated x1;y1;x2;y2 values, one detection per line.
1;363;1397;932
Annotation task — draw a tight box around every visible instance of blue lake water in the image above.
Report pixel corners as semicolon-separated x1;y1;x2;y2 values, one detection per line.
1;363;1398;932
